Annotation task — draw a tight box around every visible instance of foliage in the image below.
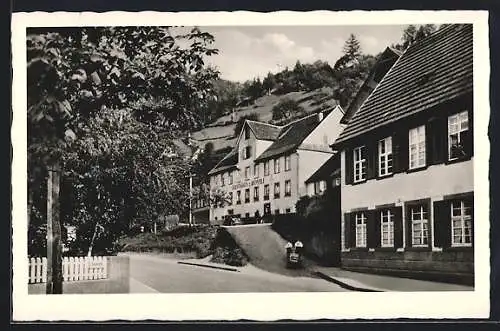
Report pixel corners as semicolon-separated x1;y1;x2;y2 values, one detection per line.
210;228;249;266
27;26;220;255
271;98;305;121
392;24;437;51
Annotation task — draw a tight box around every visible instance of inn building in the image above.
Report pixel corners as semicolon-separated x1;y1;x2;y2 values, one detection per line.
332;24;474;284
208;105;346;224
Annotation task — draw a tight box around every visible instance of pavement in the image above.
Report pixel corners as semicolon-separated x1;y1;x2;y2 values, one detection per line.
312;267;474;292
124;253;349;293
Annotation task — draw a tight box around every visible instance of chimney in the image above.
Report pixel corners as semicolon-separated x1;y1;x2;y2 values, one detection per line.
317;111;324;122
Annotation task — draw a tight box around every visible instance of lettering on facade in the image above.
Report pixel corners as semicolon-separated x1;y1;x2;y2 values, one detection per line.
231;177;265;190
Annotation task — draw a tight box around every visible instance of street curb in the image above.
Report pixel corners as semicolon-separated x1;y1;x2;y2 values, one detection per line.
312;271;383;292
178;261;240;272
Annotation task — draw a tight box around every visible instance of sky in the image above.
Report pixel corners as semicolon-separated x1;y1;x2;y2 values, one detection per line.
200;25;408;83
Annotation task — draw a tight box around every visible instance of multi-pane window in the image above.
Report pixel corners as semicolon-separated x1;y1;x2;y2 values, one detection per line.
274;182;280;199
378;137;393;176
274;158;281;174
448;111;469;160
353;146;366;182
451;200;473;246
284;180;291;197
228;172;233;185
355;212;367;247
409;125;426;169
410;205;429;247
242;146;252;160
264;161;270;176
253;186;259;201
264;184;270;200
254;164;259;177
236;191;241;205
228;192;233;205
380;209;394;247
245;166;250;179
314;181;326;195
244;188;250;203
285;155;291;171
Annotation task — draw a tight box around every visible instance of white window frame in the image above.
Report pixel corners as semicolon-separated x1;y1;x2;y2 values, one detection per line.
451;200;473;247
245;166;250;179
274;158;281;174
411;205;429;247
380;210;394;247
285;155;291;171
236;191;241;204
254;164;259;177
264;161;270;176
284;180;291;196
353;146;366;183
264;184;270;200
228;172;233;185
355;213;367;248
378;137;393;177
448;111;469;161
274;182;280;198
244;188;250;203
253;186;259;201
409;125;426;169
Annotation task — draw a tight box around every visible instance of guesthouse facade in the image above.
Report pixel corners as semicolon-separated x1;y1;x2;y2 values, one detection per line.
208;106;346;224
332;24;474;284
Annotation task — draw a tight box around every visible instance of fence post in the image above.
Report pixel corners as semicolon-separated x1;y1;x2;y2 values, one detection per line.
29;258;35;284
35;257;42;283
42;257;47;283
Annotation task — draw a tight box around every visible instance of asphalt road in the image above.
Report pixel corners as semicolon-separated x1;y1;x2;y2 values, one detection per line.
128;254;348;293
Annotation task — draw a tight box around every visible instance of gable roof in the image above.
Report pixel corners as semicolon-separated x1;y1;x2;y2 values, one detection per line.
340;47;402;125
305;154;340;183
335;24;473;145
254;108;336;162
207;149;238;176
246;121;282;141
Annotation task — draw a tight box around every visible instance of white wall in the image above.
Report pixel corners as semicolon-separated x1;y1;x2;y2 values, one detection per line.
297;150;333;197
302;106;346;147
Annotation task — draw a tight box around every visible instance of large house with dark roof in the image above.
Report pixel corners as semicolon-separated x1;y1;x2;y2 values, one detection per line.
332;24;474;284
208;105;345;224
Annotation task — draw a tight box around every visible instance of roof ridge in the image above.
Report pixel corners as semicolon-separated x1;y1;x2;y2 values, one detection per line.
246;119;282;128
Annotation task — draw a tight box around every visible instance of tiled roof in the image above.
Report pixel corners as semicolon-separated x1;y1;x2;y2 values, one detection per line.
247;121;282;141
305;154;340;183
254;112;325;162
335;24;473;144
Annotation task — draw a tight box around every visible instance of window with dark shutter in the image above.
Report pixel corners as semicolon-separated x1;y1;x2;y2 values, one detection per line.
392;206;404;248
345;148;353;185
367;210;380;248
344;213;351;249
366;141;377;180
433;200;451;248
393;128;409;173
349;212;357;248
428;115;447;165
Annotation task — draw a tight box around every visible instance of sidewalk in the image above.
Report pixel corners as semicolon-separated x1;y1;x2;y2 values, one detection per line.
313;267;474;292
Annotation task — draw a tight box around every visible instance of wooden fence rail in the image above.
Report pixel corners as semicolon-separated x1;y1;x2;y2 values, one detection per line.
28;256;108;284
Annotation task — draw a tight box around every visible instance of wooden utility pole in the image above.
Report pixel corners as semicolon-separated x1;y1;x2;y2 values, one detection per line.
46;163;63;294
188;173;193;226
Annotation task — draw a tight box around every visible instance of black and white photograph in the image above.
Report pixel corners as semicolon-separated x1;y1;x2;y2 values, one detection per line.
11;10;490;321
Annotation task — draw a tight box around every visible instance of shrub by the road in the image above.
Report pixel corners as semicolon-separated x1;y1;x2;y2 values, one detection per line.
210;228;248;266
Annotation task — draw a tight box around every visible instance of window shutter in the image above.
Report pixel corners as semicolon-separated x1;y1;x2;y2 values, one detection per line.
405;204;412;248
344;213;351;249
465;194;474;246
429;114;447;164
392;206;403;248
366;141;377;179
367;210;379;248
393;129;408;173
349;212;357;248
373;210;381;248
433;200;451;248
345;148;353;185
463;109;473;158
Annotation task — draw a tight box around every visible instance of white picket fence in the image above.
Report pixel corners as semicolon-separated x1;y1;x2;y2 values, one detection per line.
28;256;108;284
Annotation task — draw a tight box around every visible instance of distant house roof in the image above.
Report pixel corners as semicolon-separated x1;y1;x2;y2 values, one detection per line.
305;154;340;184
246;121;282;141
340;47;402;125
254;107;339;162
207;149;238;175
335;24;473;145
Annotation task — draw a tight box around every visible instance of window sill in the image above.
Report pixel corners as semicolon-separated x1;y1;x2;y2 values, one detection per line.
349;247;369;252
445;155;472;165
376;173;394;181
406;165;428;174
352;179;367;186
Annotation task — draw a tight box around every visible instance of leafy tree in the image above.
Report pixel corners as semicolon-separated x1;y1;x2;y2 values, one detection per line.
343;34;362;62
393;24;437;51
262;72;277;95
271;98;305;121
27;26;220;255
